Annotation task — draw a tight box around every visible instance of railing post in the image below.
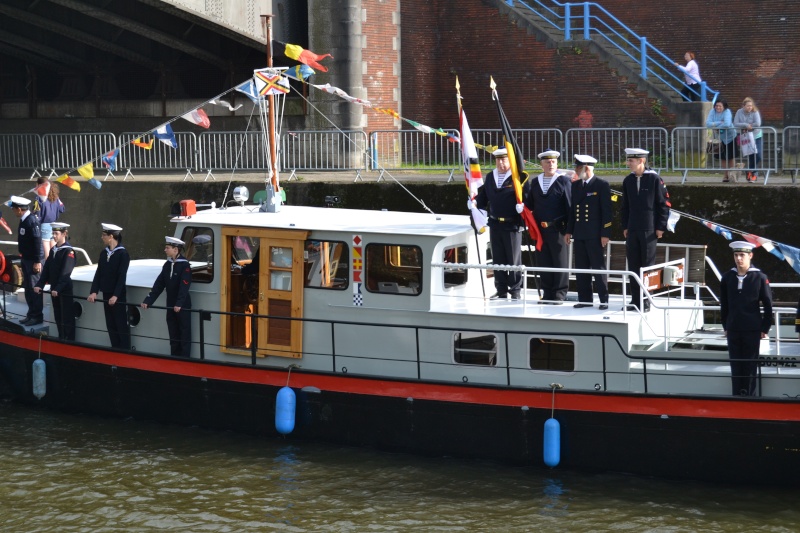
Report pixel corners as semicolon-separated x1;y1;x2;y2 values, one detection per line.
640;37;647;79
583;3;590;40
700;81;708;102
564;3;571;41
370;132;377;170
506;0;513;6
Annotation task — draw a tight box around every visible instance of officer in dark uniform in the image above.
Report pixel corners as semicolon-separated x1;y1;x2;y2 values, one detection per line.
141;236;193;357
720;241;772;396
621;148;671;312
475;148;524;299
523;150;572;304
565;155;612;309
9;195;44;325
87;223;131;349
34;222;76;340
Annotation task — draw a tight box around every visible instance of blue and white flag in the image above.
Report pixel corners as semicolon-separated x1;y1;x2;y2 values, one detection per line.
154;124;178;149
666;211;680;233
776;242;800;276
235;80;262;102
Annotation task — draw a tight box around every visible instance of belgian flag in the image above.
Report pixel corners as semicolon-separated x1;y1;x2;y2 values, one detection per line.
272;41;333;72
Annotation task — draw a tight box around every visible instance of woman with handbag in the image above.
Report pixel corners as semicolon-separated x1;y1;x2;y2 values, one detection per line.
734;97;763;182
706;100;737;182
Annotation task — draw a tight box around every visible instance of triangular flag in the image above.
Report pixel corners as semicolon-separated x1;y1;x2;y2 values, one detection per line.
132;138;153;150
743;233;785;260
667;211;680;232
35;182;49;198
77;163;94;179
284;64;315;81
273;40;333;72
102;150;118;170
776;243;800;275
235;80;262;102
87;178;102;190
700;219;732;240
209;98;243;112
181;109;210;129
154;124;178;149
56;174;81;192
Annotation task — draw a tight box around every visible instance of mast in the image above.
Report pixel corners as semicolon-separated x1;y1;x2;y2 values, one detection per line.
261;14;280;193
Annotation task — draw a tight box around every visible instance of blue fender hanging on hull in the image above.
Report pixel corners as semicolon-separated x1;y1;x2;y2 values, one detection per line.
543;417;561;467
32;359;46;399
275;386;296;435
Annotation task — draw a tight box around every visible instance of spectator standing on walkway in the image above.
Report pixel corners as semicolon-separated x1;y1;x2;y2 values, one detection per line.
620;148;671;313
565;155;611;310
87;223;131;349
674;51;702;102
10;196;44;326
523;150;571;304
38;182;65;261
720;241;772;396
474;148;524;300
733;97;763;182
34;222;76;340
706;100;737;182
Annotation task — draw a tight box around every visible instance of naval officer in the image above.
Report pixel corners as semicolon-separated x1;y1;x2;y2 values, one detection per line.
475;148;524;299
523;150;572;303
9;195;44;325
87;223;131;349
620;148;671;312
565;155;612;309
141;236;193;357
720;241;772;396
34;222;76;340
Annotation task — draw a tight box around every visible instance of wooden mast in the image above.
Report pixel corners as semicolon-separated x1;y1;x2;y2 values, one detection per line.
261;14;280;193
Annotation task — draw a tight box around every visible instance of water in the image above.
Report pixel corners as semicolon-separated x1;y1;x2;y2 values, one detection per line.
1;402;798;532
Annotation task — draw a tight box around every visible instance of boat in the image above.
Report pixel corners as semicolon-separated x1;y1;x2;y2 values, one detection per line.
0;190;798;486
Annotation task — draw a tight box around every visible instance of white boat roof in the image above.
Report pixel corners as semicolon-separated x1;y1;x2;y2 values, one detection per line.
174;205;472;238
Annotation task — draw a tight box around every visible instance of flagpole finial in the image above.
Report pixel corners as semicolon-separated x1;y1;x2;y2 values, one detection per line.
489;77;496;90
455;76;460;91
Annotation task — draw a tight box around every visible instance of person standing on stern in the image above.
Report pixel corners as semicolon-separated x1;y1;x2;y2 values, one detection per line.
87;223;131;349
620;148;671;313
474;148;524;300
523;150;571;304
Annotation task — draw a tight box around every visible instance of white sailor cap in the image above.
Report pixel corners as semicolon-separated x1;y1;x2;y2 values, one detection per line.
573;154;598;166
8;196;31;208
165;236;185;247
625;148;649;158
730;241;756;253
101;223;123;233
538;150;560;160
50;222;70;231
492;148;509;158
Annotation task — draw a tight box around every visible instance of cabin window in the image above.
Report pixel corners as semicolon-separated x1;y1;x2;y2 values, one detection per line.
529;338;575;372
442;245;468;288
304;240;349;290
180;226;215;283
365;243;422;295
454;332;497;366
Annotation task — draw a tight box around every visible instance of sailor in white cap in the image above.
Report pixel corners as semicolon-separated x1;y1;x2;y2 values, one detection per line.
475;146;524;299
720;240;772;396
34;222;76;339
141;236;193;357
621;148;671;312
87;222;131;349
9;195;44;325
565;155;612;310
522;150;571;303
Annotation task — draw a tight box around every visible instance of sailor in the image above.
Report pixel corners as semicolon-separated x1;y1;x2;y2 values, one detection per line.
9;195;44;325
720;241;772;396
34;222;76;340
565;155;612;310
87;223;131;349
141;236;193;357
523;150;572;303
474;147;524;299
620;148;671;312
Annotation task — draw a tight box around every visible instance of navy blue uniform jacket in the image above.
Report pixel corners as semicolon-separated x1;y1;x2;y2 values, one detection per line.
620;170;670;232
90;246;130;298
18;212;43;262
720;267;772;334
566;177;612;240
475;170;522;230
143;256;192;309
523;173;572;233
36;243;75;294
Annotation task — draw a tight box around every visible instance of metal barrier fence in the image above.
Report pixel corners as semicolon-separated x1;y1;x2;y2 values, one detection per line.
564;127;669;172
281;130;368;181
469;129;564;175
41;133;116;175
118;132;198;180
197;131;269;181
671;126;779;184
0;134;42;171
783;126;800;182
370;129;461;181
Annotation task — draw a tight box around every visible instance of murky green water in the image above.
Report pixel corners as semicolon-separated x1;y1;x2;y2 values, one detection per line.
0;402;797;532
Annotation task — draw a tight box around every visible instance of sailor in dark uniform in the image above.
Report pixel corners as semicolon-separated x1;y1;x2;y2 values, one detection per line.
523;150;572;303
565;155;612;309
141;236;193;357
34;222;76;340
621;148;671;312
475;148;524;299
9;195;44;325
87;223;131;349
720;241;772;396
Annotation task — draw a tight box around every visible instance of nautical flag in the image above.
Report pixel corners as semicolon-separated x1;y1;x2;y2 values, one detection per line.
0;216;10;235
667;210;680;232
475;143;499;154
284;64;315;81
56;174;81;192
776;243;800;275
35;182;49;198
235;80;262;102
102;150;118;170
490;77;543;250
154;124;178;149
77;163;94;179
254;69;290;96
701;219;732;240
312;83;371;106
181;109;210;129
132;138;154;150
272;40;333;72
742;233;785;260
373;107;400;120
209;97;243;111
456;79;488;233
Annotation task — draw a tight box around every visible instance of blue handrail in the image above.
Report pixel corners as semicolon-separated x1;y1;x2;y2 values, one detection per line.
505;0;719;104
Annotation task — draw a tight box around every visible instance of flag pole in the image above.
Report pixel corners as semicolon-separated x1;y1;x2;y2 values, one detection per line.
261;15;280;194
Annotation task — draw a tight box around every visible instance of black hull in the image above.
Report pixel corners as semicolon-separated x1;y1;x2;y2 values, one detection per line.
1;331;798;486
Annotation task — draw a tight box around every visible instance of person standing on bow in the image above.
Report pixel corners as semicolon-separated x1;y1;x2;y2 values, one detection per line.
141;236;193;357
523;150;571;304
475;148;524;300
565;155;611;310
621;148;670;313
9;196;44;326
34;222;76;340
87;223;131;349
720;241;772;396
